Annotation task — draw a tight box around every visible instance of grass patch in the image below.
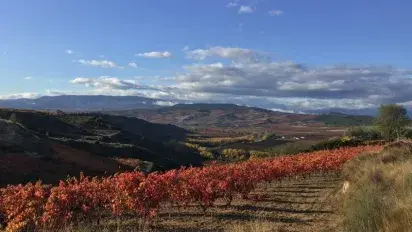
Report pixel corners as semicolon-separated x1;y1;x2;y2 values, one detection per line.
341;141;412;232
265;140;317;155
225;220;283;232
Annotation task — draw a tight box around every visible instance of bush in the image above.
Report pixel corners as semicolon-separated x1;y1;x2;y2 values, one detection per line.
260;132;280;141
346;126;382;140
307;137;363;151
265;141;316;155
184;143;215;159
248;150;276;159
186;135;252;147
220;148;249;161
404;129;412;139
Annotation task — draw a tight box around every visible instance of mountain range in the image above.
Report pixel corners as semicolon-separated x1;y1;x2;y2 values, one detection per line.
0;95;166;111
0;95;386;116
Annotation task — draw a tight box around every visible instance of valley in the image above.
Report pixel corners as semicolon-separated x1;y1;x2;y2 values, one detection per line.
0;103;373;186
0;101;408;232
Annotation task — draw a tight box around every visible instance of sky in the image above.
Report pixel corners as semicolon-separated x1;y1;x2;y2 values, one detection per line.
1;0;412;111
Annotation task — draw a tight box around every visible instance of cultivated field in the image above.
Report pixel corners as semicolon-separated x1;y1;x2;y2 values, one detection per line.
0;146;380;232
92;174;343;232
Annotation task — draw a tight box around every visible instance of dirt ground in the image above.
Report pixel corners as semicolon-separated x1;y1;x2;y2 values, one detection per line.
82;173;344;232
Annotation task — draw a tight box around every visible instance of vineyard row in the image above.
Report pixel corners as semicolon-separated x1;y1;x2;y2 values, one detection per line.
0;145;382;231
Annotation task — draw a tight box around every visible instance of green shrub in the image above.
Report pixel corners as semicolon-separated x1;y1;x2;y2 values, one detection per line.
220;148;249;161
249;150;276;159
260;132;280;141
184;142;215;159
265;140;316;155
404;129;412;139
307;137;363;151
346;126;382;140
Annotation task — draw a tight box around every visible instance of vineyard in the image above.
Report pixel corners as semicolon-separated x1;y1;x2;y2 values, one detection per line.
0;145;382;232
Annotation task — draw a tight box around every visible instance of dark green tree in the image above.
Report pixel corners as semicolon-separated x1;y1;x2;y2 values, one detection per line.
374;104;410;140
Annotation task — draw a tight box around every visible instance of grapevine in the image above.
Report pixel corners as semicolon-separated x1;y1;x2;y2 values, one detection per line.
0;145;382;231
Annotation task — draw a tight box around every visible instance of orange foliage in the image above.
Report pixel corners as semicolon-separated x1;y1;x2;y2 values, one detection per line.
0;145;382;231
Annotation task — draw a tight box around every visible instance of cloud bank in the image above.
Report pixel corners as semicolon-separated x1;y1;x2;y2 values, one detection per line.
14;45;411;112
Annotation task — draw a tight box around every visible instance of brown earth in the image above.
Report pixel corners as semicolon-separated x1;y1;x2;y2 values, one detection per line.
72;173;343;232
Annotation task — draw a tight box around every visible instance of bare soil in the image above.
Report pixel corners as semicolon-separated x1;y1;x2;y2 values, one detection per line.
81;173;343;232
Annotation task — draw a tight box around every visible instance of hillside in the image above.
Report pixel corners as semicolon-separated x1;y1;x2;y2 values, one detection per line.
0;109;204;186
108;104;374;138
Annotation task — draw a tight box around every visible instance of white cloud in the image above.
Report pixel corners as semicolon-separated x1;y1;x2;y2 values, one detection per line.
154;100;177;106
185;46;268;63
128;62;138;68
227;2;238;7
268;10;283;16
75;59;117;68
270;108;305;114
135;51;172;58
238;6;254;14
182;46;189;51
65;49;74;54
170;61;412;110
61;46;412;111
70;76;160;93
24;76;33;80
134;75;175;82
0;93;41;100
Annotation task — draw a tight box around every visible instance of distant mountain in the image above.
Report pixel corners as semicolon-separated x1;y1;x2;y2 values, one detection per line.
2;95;408;117
108;103;374;129
307;108;380;116
0;95;168;111
157;103;275;113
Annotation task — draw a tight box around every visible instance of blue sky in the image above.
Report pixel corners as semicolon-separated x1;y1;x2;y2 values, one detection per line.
1;0;412;110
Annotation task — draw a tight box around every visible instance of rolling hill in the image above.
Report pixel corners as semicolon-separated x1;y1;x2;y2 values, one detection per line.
0;109;204;186
108;103;374;129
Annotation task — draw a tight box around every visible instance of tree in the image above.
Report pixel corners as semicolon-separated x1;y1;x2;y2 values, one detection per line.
374;104;410;140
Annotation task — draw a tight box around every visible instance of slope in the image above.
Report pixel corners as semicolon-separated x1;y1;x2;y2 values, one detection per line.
0;109;204;186
108;103;373;129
